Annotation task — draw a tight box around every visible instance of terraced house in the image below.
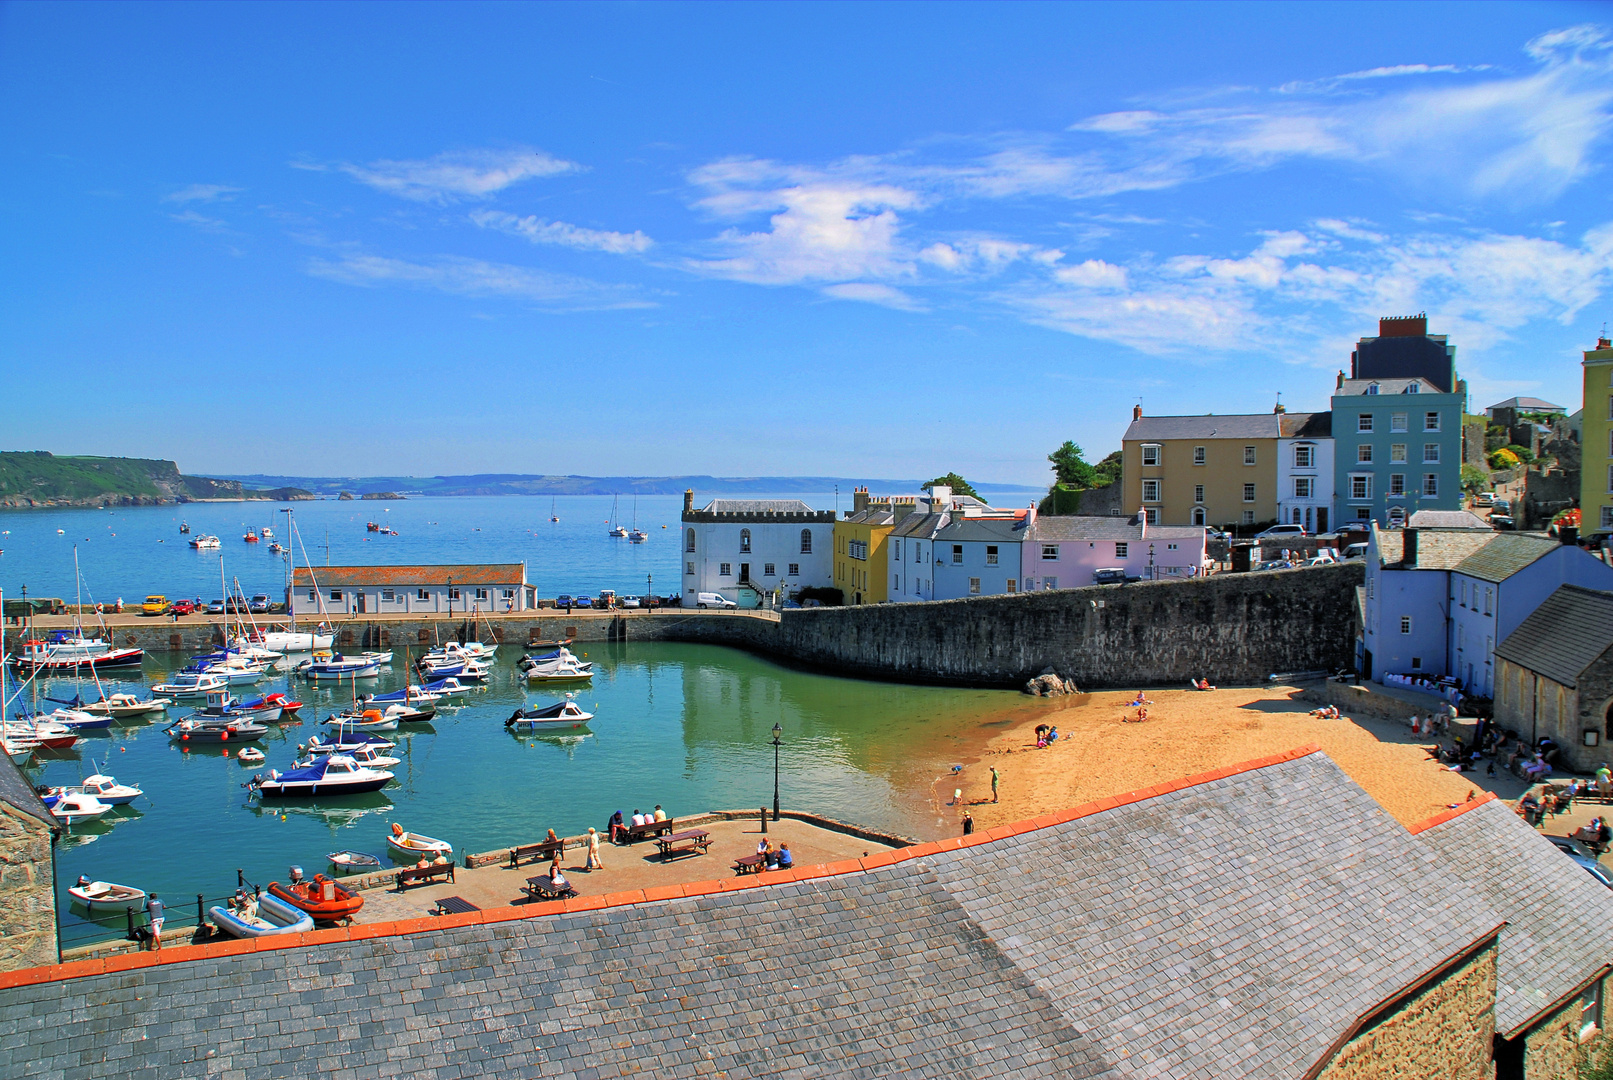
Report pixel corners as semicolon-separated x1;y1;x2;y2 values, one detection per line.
1121;405;1282;528
1582;333;1613;539
831;488;918;605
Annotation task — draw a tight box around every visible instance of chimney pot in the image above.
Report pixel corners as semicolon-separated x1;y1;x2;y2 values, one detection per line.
1132;404;1142;421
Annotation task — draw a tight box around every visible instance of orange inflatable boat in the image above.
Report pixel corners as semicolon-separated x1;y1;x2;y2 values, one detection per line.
266;874;364;922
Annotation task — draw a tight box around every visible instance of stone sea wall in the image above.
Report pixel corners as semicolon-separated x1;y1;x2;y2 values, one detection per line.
0;804;57;971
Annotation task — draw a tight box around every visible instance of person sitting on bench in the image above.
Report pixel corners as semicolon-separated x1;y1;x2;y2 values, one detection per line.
547;856;568;891
776;843;793;870
608;810;626;845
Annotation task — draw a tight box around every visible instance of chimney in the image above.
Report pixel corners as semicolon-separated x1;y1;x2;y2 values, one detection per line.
1338;369;1346;389
1380;314;1428;338
1132;404;1142;421
1273;394;1285;414
1599;336;1611;350
1402;528;1417;567
853;487;870;514
683;489;694;515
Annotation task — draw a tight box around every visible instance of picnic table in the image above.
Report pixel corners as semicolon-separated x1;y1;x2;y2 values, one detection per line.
731;853;766;875
433;896;480;916
654;829;711;860
523;876;578;901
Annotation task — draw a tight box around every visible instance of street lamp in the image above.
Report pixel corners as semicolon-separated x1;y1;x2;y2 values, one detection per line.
771;722;783;823
447;577;454;622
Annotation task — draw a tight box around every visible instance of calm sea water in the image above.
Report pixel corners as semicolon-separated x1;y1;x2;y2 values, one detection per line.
0;492;848;605
27;642;1036;949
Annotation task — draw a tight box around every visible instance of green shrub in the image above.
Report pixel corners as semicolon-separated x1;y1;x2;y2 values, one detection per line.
1460;465;1488;492
1489;448;1520;470
1505;444;1535;464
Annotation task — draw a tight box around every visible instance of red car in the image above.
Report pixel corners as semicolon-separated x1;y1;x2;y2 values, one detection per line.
165;600;196;616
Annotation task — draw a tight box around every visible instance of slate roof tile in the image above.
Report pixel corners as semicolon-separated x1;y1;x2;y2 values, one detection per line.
1123;414;1281;441
290;564;525;587
1493;584;1613;688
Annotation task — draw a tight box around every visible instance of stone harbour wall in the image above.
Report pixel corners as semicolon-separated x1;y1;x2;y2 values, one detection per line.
0;804;57;972
1317;944;1498;1080
1520;983;1606;1080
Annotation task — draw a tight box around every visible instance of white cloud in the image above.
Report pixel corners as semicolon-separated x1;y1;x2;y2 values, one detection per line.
471;210;653;254
1053;259;1128;291
820;283;926;311
305;253;653;310
164;184;242;204
1278;63;1491;95
168;210;231;234
337;148;580;203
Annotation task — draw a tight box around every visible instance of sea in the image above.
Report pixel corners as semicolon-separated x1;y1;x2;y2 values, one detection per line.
0;495;1038;949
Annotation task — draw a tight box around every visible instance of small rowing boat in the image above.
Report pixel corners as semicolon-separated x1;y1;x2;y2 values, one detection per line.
328;850;382;873
387;823;452;859
67;880;147;909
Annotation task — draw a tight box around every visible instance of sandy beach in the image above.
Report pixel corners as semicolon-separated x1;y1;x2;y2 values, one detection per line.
943;684;1519;832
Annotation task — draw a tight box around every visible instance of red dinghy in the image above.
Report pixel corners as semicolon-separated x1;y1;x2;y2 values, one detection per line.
266;875;363;923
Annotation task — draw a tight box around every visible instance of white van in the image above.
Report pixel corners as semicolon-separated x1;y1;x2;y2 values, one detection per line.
694;592;737;609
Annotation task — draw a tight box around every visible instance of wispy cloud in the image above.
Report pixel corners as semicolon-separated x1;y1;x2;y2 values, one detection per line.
164;184;242;204
305;253;654;310
820;283;926;311
1278;63;1492;95
168;209;232;234
470;210;652;254
334;148;581;203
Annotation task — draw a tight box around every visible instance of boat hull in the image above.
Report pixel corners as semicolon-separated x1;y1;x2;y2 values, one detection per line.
208;893;314;938
12;648;144;671
328;850;382;872
387;833;452;859
67;882;147;909
267;879;363;921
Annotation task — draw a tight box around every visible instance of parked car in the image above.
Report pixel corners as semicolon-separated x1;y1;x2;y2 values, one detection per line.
1254;524;1307;539
574;595;594;609
1473;492;1495;508
1340;543;1369;561
141;595;168;616
206;599;226;614
1491;498;1512;514
1205;530;1233;543
1546;837;1613;890
1303;553;1337;567
695;592;737;609
621;596;641;608
1092;568;1140;585
556;594;573;609
248;594;271;614
165;599;196;616
1489;515;1516;530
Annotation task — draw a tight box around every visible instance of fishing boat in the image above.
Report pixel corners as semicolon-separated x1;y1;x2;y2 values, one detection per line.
232;692;303;723
51;792;112;824
150;671;230;698
334;702;431;726
527;637;574;651
267;875;363;922
321;710;399;732
387;824;453;860
179;521;190;534
67;880;147;909
250;754;394;798
9;637;144;672
506;693;593;732
208;891;314;938
295;653;381;681
327;850;381;873
189;534;221;550
364;684;442;707
243;532;259;543
306;730;395;754
520;648;594;683
236;746;265;764
260;526;273;538
79;692;172;718
3;715;79;750
165;716;268;744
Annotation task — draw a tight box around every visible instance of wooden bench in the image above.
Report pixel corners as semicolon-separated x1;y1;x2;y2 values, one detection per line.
396;863;455;890
654;829;711;860
623;818;675;844
731;853;766;875
433;896;480;916
523;876;578;901
508;839;565;869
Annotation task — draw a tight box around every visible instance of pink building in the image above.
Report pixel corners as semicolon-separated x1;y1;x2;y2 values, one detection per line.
1022;515;1210;589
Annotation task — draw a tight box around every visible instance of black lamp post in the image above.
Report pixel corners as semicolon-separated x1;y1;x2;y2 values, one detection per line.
771;722;783;822
447;577;454;621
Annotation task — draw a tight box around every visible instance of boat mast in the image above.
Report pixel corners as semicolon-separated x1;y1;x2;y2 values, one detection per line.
282;508;295;633
73;545;83;638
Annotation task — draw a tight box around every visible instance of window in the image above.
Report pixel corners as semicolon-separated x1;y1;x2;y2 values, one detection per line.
1366;382;1379;395
1145;509;1158;524
1581;979;1603;1038
1357;444;1374;463
1423;443;1440;463
719;563;732;576
1391;413;1408;432
1355;506;1371;520
1115;542;1129;558
1294;477;1313;499
685;529;695;553
474;587;488;601
1006;579;1017;593
1043;577;1058;590
448;588;460;601
686;561;695;576
788;563;799;576
1485;588;1493;615
416;589;429;601
951;545;963;564
1194;484;1205;504
1193;446;1206;465
1390;443;1407;462
1243;445;1256;465
1192;506;1206;526
1142;444;1161;466
307;589;317;602
1400;616;1412;634
503;588;515;600
1423;474;1439;497
382;589;395;603
800;529;812;554
1350;474;1372;500
1293;444;1313;468
1606;464;1613;494
893;539;901;559
1604;506;1613;530
1388;474;1405;496
1358;413;1374;432
1141;479;1161;503
1242;510;1255;525
986;545;999;565
1405;382;1420;394
739;529;751;553
1424;411;1440;431
969;577;981;595
1243;483;1256;502
1411;657;1422;669
330;590;343;602
1041;544;1060;561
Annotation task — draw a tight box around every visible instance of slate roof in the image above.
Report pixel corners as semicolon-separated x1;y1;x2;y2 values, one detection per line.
290;563;525;587
0;748;52;827
890;511;949;540
1417;796;1613;1037
1494;584;1613;687
0;748;1503;1080
1451;533;1560;583
1488;397;1565;412
840;508;900;526
1407;510;1490;530
699;498;817;514
1030;516;1205;543
1279;410;1332;438
1335;377;1444;396
1123;414;1281;441
936;516;1028;543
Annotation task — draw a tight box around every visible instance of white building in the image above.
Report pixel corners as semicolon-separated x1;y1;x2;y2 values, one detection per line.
288;563;530;617
1277;411;1336;534
681;491;835;607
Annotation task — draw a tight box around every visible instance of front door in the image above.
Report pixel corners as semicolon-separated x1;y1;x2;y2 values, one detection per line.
739;563;750;583
357;593;366;614
1317;507;1328;534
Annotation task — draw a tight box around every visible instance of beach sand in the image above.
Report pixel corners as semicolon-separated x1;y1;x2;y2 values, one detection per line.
941;684;1504;833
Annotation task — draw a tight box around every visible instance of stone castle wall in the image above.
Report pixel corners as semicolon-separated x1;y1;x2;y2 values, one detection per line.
0;804;57;972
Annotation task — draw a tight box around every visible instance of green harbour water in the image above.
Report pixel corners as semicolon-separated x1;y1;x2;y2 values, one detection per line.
27;641;1039;948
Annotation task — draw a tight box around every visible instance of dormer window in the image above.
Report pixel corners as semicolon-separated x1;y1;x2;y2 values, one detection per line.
1366;382;1379;395
1404;383;1419;394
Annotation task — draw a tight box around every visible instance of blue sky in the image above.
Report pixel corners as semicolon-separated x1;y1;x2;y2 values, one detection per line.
3;2;1612;487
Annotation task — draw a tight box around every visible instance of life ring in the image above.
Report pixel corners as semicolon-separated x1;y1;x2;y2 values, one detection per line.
391;823;403;837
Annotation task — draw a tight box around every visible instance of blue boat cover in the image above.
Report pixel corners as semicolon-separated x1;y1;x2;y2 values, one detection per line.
272;756;336;783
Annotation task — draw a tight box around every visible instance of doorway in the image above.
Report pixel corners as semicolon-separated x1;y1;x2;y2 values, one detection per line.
357;593;366;614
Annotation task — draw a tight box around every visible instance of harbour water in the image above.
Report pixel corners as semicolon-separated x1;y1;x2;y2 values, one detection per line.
27;642;1044;949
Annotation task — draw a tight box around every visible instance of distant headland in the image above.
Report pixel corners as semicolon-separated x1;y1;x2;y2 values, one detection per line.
0;452;313;508
209;472;1044;498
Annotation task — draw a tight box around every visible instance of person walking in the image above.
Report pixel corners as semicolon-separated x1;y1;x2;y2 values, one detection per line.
585;827;603;870
144;893;165;951
990;767;1000;804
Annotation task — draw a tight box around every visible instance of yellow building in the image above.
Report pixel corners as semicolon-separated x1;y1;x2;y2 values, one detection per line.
1584;334;1613;540
831;488;917;604
1121;406;1281;529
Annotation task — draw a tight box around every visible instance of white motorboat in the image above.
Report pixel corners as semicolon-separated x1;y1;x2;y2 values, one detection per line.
420;641;495;664
151;672;230;698
52;792;112;824
2;735;37;765
364;684;443;707
322;711;399;732
49;707;113;732
74;772;143;805
295;743;399;769
251;754;394;798
421;677;474;698
306;730;395;754
257;630;334;653
358;651;393;667
523;655;594;684
386;824;453;860
416;656;490;680
506;693;594;731
189;534;222;549
79;692;173;718
67;880;147;909
295;653;381;681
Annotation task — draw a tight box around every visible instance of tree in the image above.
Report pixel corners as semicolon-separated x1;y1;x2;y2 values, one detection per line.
923;472;979;499
1047;441;1096;490
1459;464;1488;492
1093;450;1123;488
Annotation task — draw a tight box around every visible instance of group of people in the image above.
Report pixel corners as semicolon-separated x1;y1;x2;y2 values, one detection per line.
1309;705;1342;719
1033;725;1059;748
1189;678;1216;691
754;839;793;871
606;806;668;844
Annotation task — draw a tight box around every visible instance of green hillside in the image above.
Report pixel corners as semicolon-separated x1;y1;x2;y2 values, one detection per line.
0;451;311;507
